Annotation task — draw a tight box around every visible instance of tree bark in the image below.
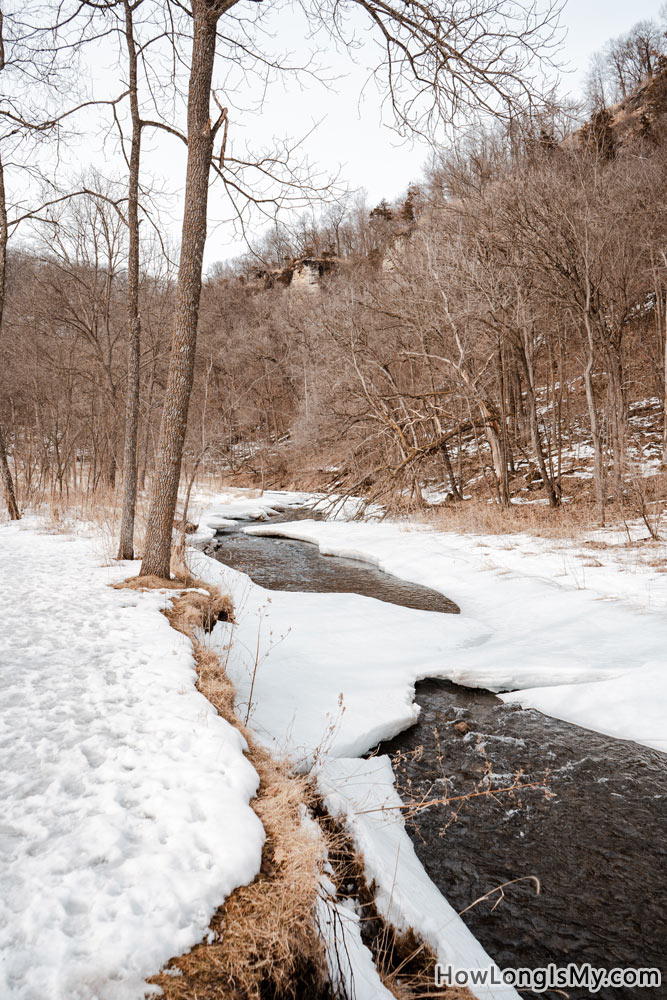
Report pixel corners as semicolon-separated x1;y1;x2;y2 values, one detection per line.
583;306;606;526
0;422;19;519
140;2;219;577
518;334;560;508
117;0;142;560
663;295;667;465
0;152;20;519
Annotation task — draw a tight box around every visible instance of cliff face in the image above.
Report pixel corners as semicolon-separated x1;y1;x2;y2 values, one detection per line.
575;65;667;153
248;254;338;293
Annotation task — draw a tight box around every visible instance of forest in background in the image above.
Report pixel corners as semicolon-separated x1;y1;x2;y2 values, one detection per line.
5;12;667;531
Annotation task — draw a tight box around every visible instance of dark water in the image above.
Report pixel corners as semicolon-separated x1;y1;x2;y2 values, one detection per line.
210;514;667;1000
378;681;667;999
209;520;459;615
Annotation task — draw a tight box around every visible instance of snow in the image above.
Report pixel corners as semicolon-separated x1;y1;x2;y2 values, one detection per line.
187;487;315;546
188;486;381;548
196;493;667;753
0;519;264;1000
317;757;520;1000
317;881;396;1000
188;544;482;765
501;661;667;749
228;515;667;754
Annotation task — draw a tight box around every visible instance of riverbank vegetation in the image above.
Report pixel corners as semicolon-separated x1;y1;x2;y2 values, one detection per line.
3;4;664;999
4;13;667;540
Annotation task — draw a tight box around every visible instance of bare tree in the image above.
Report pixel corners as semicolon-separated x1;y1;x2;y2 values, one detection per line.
141;0;562;576
117;0;144;559
140;0;228;576
0;155;19;519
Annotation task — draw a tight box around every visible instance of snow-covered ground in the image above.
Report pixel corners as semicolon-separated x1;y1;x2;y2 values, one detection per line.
5;484;666;1000
0;518;263;1000
192;492;667;754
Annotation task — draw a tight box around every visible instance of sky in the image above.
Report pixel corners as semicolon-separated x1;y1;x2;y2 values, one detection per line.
200;0;666;265
12;0;666;269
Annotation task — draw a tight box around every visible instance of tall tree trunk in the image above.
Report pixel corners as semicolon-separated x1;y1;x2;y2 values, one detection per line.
661;294;667;465
0;423;19;519
583;308;605;526
0;153;20;519
485;414;510;506
140;2;219;577
439;436;462;500
518;336;560;508
137;361;155;490
117;0;142;559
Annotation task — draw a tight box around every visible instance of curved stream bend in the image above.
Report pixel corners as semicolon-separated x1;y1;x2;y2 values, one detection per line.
208;515;667;1000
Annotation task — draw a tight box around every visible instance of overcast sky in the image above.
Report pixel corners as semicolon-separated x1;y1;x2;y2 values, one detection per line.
20;0;666;268
203;0;665;265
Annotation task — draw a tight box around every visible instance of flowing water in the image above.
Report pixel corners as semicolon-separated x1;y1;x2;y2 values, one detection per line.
209;513;458;614
209;515;667;999
378;682;667;999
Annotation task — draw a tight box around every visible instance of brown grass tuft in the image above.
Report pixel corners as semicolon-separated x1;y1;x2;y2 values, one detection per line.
114;574;235;631
167;588;234;633
119;575;331;1000
116;568;468;999
112;573;185;591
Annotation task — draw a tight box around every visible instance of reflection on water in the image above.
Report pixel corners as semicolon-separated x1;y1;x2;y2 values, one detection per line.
211;527;459;615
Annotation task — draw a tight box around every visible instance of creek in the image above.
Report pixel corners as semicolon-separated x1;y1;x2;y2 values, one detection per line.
208;511;667;999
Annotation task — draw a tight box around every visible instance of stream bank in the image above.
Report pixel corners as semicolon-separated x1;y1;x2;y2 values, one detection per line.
204;509;667;999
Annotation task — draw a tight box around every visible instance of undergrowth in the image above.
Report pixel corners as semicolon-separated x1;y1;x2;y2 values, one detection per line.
115;573;473;1000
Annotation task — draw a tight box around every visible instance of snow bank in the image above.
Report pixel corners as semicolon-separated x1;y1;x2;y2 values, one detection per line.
317;880;396;1000
317;757;520;1000
500;661;667;751
188;488;315;546
237;516;667;753
188;546;481;765
0;520;264;1000
188;486;381;548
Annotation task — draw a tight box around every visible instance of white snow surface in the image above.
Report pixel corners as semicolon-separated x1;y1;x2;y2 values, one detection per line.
317;882;396;1000
0;519;264;1000
317;757;520;1000
208;512;667;754
188;486;380;548
189;545;480;765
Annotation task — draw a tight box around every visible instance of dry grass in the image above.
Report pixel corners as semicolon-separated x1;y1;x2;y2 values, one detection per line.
116;579;332;1000
112;573;182;591
112;574;234;631
113;576;470;999
423;496;606;539
169;589;234;631
318;813;473;1000
149;725;330;1000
